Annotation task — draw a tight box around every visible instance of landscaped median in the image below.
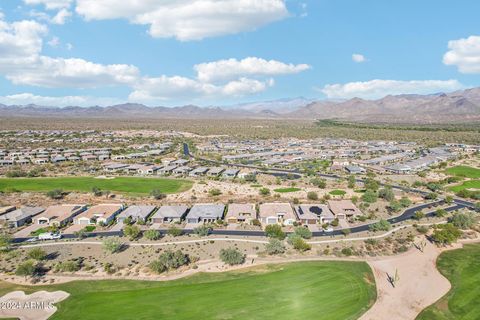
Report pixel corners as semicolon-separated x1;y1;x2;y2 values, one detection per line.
0;261;376;320
0;176;193;195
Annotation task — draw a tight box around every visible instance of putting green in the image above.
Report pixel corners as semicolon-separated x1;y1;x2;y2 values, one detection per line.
0;176;192;195
0;261;376;320
417;244;480;320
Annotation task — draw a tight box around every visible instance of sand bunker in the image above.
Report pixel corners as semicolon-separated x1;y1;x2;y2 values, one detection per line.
0;290;69;320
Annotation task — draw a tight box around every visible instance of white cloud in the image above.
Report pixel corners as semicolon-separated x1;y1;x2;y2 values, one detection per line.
352;53;366;63
76;0;289;41
23;0;72;10
129;75;272;103
66;42;73;50
0;93;123;107
0;16;139;88
195;57;310;82
321;79;464;99
51;8;72;24
443;35;480;74
47;36;59;47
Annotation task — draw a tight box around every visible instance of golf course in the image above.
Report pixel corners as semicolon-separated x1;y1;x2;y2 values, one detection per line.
0;176;193;195
417;244;480;320
0;261;376;320
445;166;480;179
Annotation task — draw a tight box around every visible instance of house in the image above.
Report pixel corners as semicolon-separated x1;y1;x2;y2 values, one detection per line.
172;159;189;166
222;169;240;179
258;203;296;225
173;166;192;175
207;167;224;177
34;204;87;227
327;200;362;220
345;165;366;174
295;204;335;225
104;163;129;172
158;165;177;175
74;204;124;225
0;207;45;228
0;206;16;217
116;205;156;223
225;204;256;224
189;167;209;177
185;204;225;224
151;205;188;223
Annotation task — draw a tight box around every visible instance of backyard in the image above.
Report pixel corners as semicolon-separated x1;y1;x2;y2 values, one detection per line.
0;261;376;320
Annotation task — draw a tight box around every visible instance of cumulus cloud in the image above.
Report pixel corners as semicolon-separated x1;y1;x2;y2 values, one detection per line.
443;35;480;74
194;57;310;82
352;53;366;63
129;75;273;103
23;0;72;10
75;0;289;41
0;16;139;88
51;8;72;24
321;79;464;99
0;93;123;107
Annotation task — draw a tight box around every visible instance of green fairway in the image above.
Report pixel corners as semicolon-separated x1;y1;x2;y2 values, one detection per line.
273;187;301;193
449;180;480;192
0;176;192;195
0;261;376;320
445;166;480;179
417;244;480;320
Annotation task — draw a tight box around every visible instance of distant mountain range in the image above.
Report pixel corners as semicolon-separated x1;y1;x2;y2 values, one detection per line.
1;88;480;124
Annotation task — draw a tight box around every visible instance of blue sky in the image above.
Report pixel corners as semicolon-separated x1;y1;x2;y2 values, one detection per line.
0;0;479;107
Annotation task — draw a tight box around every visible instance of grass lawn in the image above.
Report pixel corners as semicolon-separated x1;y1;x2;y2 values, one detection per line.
330;189;347;196
0;176;193;195
449;180;480;192
0;261;376;320
445;166;480;179
417;244;480;320
273;187;301;193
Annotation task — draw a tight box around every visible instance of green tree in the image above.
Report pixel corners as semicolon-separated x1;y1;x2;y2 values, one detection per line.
219;247;245;265
0;232;12;250
167;226;183;237
15;260;37;279
399;197;412;207
362;190;378;203
264;224;286;240
378;188;395;202
431;224;462;245
435;208;448;218
413;211;425;220
287;234;311;252
123;225;141;240
347;175;356;189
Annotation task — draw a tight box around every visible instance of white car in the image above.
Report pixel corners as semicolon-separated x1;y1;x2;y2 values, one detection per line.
323;227;334;233
38;232;62;240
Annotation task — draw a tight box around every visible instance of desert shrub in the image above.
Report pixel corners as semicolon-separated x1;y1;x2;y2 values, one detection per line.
167;226;183;237
144;230;161;240
55;260;81;272
150;189;166;200
27;248;47;261
341;247;353;256
307;191;318;200
209;188;222;196
259;187;270;196
435;209;448;218
265;238;286;255
193;224;211;236
449;212;475;229
46;189;63;199
294;226;312;239
378;188;395;202
369;219;391;232
15;260;37;278
219;247;245;265
362;190;378;203
431;224;462;245
287;234;311;252
102;237;123;253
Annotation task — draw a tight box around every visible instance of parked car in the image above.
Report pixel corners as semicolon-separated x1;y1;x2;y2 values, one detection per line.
38;232;62;240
